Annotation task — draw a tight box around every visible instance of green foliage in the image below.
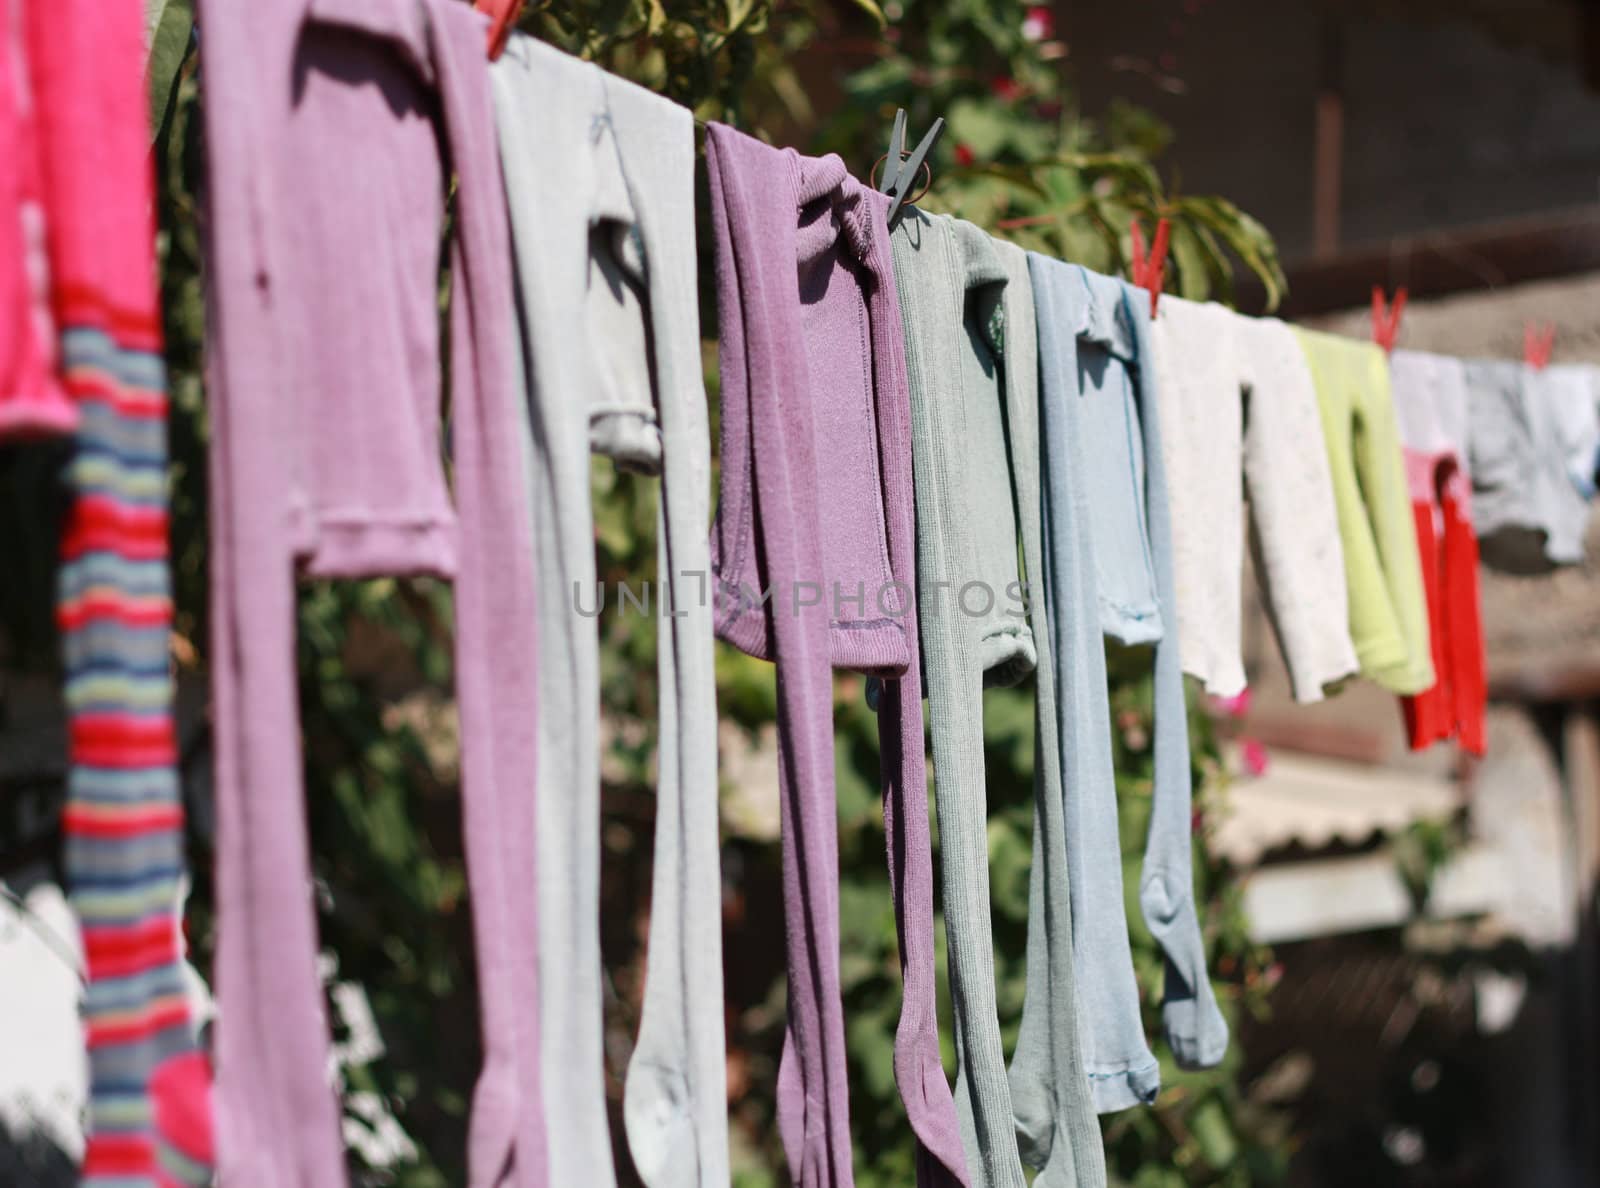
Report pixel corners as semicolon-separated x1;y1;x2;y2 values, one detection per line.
142;2;1297;1184
1392;816;1469;914
145;0;194;146
777;0;1288;309
518;0;773;120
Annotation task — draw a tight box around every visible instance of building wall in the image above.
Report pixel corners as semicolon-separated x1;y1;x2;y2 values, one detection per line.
1066;0;1600;259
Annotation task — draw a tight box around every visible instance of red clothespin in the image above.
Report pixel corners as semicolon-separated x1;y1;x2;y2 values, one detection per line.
1371;285;1407;353
1130;216;1171;319
1524;321;1556;370
476;0;524;60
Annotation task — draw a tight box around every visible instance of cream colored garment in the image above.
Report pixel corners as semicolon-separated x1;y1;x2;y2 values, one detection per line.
1148;299;1356;703
1389;350;1472;465
493;35;726;1188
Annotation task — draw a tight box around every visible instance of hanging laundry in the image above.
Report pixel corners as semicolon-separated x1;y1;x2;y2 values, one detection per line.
1294;329;1434;695
1030;254;1152;1112
891;211;1077;1188
4;0;211;1183
989;239;1107;1188
1465;359;1590;572
1147;299;1356;703
489;34;725;1188
0;0;75;436
196;1;545;1184
1081;271;1229;1076
703;123;969;1188
1030;257;1228;1113
1389;351;1486;756
1525;363;1600;502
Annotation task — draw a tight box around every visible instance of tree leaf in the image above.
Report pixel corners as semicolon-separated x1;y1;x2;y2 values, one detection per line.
846;0;887;28
1049;152;1164;201
1178;195;1289;312
1189;1096;1241;1169
946;95;1015;160
841;56;915;101
146;0;193;145
1167;219;1212;303
1190;221;1237;308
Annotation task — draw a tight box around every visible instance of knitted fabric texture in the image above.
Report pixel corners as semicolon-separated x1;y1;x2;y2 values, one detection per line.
3;1;212;1182
198;1;545;1183
1033;258;1229;1110
991;240;1106;1188
705;122;969;1188
1389;351;1486;755
1030;255;1157;1112
0;0;75;436
1296;329;1435;694
492;34;726;1188
1147;299;1356;703
892;209;1035;1188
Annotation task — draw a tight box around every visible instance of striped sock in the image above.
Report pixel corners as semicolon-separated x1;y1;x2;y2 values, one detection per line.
59;321;211;1186
14;0;218;1178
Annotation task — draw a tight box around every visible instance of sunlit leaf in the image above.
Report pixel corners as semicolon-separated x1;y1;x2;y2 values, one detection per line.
1169;219;1212;304
146;0;192;144
847;0;887;28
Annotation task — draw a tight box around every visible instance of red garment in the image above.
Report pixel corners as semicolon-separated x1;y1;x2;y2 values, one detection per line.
1403;450;1487;755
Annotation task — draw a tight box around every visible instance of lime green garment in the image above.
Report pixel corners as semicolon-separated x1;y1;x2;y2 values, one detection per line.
1293;328;1435;694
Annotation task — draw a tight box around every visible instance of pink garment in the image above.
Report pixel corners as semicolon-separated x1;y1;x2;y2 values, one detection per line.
197;1;545;1185
0;0;102;435
706;123;968;1188
3;5;210;1185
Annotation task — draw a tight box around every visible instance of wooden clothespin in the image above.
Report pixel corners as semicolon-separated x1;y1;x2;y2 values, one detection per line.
1524;321;1556;370
1129;216;1171;319
475;0;523;60
875;109;945;229
1371;285;1407;353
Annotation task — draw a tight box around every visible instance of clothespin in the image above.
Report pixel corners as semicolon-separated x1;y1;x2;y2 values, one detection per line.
1524;321;1556;370
875;109;945;229
475;0;523;60
1371;285;1407;353
1129;216;1171;319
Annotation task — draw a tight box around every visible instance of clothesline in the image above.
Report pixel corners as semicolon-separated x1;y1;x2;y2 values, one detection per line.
6;7;1599;1188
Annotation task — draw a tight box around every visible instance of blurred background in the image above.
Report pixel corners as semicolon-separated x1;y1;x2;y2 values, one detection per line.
2;1;1599;1185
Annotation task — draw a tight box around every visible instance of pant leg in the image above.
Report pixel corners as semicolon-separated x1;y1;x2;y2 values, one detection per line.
609;77;730;1188
1002;244;1106;1188
488;44;615;1188
896;215;1029;1188
37;0;207;1178
1441;468;1487;756
207;401;343;1188
1029;255;1157;1114
434;14;552;1180
702;128;855;1187
1126;292;1229;1070
872;215;971;1188
1400;480;1449;750
62;355;202;1187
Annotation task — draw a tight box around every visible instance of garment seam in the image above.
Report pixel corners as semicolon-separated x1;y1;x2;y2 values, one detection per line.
851;270;899;608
